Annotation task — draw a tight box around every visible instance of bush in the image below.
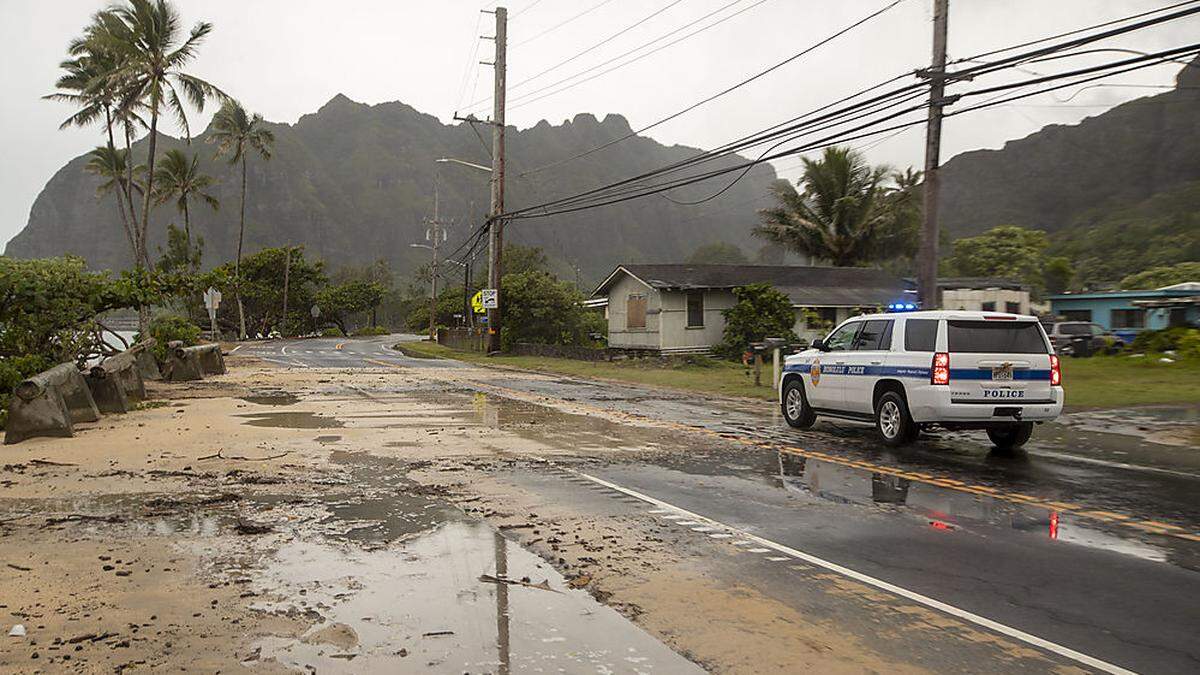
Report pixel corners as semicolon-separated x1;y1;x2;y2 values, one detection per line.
321;327;345;337
352;325;390;336
716;283;797;359
137;314;202;363
1130;327;1199;354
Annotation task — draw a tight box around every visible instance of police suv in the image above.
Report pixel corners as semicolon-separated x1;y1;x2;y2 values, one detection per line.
779;310;1063;449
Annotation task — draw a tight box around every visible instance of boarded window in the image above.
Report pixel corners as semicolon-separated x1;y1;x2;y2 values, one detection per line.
626;294;647;329
686;291;704;327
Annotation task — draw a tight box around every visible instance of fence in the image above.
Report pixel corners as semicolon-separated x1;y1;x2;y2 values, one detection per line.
507;342;610;361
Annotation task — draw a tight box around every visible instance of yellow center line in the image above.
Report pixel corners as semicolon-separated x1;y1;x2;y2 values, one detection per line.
335;342;345;350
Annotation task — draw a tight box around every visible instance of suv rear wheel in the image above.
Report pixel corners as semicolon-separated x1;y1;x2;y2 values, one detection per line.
986;422;1034;450
875;391;916;447
782;379;816;429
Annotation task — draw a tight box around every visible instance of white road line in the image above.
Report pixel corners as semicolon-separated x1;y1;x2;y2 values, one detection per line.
708;533;733;539
1029;449;1200;479
229;345;243;353
280;345;290;356
746;548;771;553
568;468;1136;675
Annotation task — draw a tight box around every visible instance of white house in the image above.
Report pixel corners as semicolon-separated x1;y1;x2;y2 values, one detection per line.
591;264;913;353
939;278;1035;315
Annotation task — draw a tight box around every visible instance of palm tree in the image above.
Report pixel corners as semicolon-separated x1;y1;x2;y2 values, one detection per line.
755;146;895;267
98;0;225;269
84;145;145;256
208;99;274;340
152;148;218;248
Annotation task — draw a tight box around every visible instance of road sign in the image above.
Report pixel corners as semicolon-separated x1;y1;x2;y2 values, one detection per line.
470;290;486;314
480;288;498;310
203;287;221;310
310;304;321;318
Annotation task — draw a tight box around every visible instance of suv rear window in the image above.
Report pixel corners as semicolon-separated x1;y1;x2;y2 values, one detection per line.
947;320;1048;354
904;319;938;351
1058;323;1089;336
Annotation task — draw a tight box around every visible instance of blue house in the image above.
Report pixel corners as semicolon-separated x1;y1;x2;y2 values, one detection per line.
1048;284;1200;340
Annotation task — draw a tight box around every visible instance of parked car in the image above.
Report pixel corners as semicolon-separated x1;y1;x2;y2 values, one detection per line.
779;310;1063;450
1044;321;1124;357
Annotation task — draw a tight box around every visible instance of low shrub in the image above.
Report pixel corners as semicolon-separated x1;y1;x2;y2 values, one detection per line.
1130;327;1199;354
352;325;390;336
321;327;345;337
137;314;202;363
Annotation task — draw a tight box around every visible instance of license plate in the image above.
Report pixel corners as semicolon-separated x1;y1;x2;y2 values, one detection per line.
992;365;1013;381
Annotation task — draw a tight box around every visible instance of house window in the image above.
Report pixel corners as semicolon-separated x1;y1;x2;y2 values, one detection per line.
686;291;704;328
626;294;647;330
1061;309;1092;322
1111;309;1145;329
980;301;996;312
807;307;838;329
1005;301;1022;314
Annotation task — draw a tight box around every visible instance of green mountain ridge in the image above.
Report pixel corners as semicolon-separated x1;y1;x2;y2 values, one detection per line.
5;94;777;282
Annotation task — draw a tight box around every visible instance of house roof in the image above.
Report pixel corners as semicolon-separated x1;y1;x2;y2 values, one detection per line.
1048;289;1198;301
937;277;1028;291
593;264;913;308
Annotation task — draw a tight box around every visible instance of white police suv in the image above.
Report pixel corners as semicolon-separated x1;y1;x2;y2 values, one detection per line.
779;310;1063;449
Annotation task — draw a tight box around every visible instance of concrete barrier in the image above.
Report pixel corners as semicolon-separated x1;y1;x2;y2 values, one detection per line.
187;343;226;376
128;339;161;381
97;350;146;402
165;342;205;382
5;363;101;444
86;366;129;414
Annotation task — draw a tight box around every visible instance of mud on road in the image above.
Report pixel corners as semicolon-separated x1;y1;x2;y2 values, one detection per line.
2;350;1198;673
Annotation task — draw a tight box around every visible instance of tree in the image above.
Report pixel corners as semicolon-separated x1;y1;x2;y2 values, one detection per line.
755;147;915;267
208;99;275;339
99;0;224;266
316;280;387;336
152;148;218;248
500;271;598;350
84;145;145;255
1119;262;1200;290
207;247;323;338
687;243;748;265
942;225;1052;295
717;283;797;359
503;244;550;276
1043;256;1075;295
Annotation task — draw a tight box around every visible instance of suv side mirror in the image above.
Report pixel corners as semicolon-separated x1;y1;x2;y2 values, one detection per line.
811;339;827;351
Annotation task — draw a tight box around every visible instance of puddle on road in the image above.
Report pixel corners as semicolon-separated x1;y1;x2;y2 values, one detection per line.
315;435;342;445
240;450;698;673
238;411;344;429
252;520;699;673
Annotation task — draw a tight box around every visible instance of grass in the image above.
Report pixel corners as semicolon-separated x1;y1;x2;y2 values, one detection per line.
397;342;1200;410
1059;353;1200;409
395;341;776;400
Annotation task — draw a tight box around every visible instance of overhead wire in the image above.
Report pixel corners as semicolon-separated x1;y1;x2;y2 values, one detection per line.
512;0;617;48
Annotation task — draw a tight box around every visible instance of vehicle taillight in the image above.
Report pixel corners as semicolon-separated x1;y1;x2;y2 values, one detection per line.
932;352;950;385
1050;354;1061;386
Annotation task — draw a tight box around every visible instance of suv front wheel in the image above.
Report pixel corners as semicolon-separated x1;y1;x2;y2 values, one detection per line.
782;379;816;429
875;391;916;447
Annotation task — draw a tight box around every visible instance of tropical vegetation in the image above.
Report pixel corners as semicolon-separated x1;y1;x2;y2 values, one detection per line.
717;284;797;359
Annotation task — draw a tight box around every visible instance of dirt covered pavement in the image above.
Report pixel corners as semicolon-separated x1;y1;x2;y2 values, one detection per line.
2;348;1194;673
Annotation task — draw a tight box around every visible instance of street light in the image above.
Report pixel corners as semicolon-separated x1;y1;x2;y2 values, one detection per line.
436;158;493;331
436;157;492;173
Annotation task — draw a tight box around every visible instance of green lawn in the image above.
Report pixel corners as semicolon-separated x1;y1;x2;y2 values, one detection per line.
1059;353;1200;409
396;342;1200;410
395;341;777;400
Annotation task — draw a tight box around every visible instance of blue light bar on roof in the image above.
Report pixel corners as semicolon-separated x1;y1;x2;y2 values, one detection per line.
887;302;918;312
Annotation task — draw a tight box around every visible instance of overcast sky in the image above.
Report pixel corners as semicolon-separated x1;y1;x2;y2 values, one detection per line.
2;0;1196;247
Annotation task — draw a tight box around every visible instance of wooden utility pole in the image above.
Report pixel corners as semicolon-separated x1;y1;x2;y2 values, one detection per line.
427;180;444;341
918;0;949;310
281;246;292;337
485;6;507;353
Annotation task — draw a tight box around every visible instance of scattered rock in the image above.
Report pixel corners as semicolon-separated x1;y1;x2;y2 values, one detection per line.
234;519;273;535
303;622;359;651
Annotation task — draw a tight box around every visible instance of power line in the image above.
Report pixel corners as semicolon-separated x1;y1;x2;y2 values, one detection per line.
504;0;767;112
512;0;616;48
503;41;1200;220
516;0;910;177
466;0;688;112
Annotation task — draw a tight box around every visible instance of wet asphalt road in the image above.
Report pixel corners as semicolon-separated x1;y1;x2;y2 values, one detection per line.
239;335;1200;674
